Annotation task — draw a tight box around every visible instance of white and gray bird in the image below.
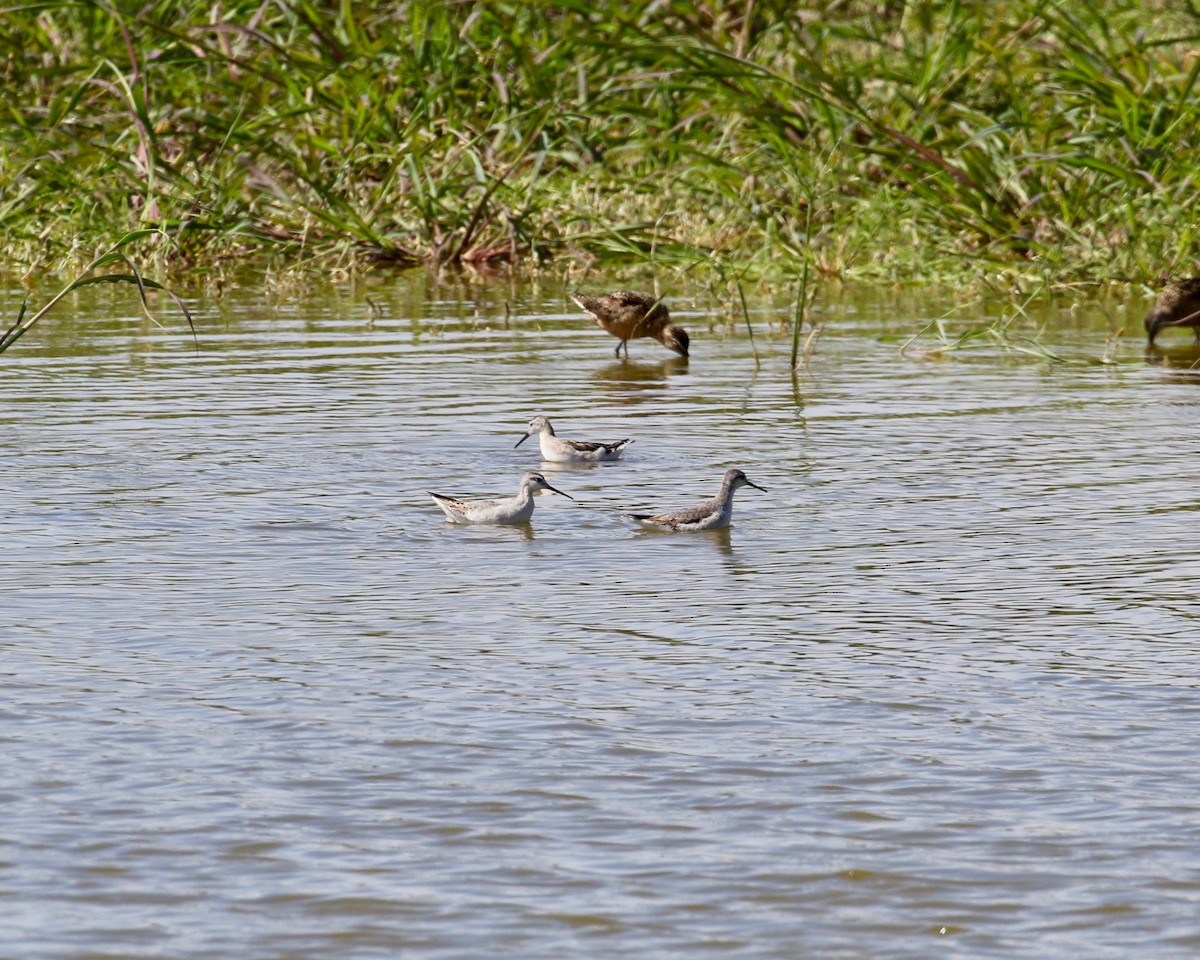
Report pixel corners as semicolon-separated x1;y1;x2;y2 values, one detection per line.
429;472;574;524
629;468;766;531
515;415;633;463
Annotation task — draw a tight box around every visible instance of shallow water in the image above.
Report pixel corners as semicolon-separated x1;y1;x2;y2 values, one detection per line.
3;274;1199;958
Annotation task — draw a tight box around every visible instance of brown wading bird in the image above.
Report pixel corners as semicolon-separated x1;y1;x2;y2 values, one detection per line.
1145;278;1200;344
569;291;690;358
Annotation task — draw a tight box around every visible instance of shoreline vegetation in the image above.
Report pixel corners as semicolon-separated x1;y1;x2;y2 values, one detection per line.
3;2;1200;299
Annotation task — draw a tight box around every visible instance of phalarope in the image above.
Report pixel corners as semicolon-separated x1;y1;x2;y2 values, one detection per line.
570;291;690;358
429;472;573;524
514;415;633;463
1145;278;1200;343
630;468;766;531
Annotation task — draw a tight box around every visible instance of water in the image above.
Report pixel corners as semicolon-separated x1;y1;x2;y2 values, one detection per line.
3;274;1199;958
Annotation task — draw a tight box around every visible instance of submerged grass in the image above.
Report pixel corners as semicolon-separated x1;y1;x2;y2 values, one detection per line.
899;306;1069;362
0;230;195;354
3;1;1200;292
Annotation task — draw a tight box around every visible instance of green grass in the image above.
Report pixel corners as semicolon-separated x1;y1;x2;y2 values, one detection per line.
0;230;195;354
3;1;1200;289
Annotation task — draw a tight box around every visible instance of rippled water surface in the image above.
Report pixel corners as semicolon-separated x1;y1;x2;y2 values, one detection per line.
4;275;1200;958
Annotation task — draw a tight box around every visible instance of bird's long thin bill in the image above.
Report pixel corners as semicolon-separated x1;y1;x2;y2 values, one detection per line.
546;484;574;500
514;433;531;448
748;481;767;492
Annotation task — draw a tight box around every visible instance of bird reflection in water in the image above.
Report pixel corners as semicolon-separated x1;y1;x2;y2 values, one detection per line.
1144;341;1200;372
591;356;689;401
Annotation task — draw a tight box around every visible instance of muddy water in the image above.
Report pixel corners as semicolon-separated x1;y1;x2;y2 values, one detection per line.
3;274;1198;958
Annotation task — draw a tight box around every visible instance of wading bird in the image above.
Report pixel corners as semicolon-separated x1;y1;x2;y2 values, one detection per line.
569;291;690;358
1145;278;1200;344
515;415;633;463
629;468;766;531
429;472;573;524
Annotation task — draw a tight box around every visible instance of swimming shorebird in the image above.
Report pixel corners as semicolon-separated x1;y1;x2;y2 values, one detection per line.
514;415;633;463
1145;278;1200;344
569;291;690;358
629;468;766;531
429;471;573;524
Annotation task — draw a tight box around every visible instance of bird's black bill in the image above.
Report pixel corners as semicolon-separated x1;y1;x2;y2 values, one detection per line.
747;480;767;492
514;433;531;448
546;484;574;500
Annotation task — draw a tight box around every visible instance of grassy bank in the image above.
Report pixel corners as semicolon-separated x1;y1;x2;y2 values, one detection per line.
3;1;1199;288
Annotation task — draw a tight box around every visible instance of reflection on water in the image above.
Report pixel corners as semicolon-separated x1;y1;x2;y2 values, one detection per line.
1146;341;1200;372
590;356;689;398
441;518;538;542
632;521;736;558
3;273;1200;960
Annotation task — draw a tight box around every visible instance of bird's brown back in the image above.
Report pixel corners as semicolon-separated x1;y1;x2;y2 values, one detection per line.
572;291;669;327
1152;278;1200;321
